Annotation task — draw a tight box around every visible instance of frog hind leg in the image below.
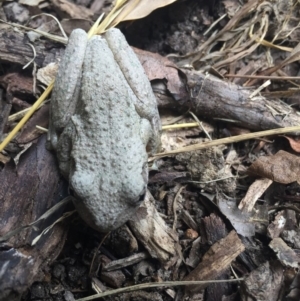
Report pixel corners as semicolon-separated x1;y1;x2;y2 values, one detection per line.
104;28;161;154
47;29;88;151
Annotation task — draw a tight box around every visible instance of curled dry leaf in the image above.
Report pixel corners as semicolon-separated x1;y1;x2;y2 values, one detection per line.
247;150;300;184
134;48;186;100
282;135;300;153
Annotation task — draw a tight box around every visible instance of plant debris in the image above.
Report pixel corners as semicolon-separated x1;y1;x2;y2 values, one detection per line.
1;0;300;301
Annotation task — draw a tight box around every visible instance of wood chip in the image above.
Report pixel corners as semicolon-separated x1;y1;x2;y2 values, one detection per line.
184;230;245;295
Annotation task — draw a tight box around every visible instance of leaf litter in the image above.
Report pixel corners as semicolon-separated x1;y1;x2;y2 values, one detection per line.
1;0;300;300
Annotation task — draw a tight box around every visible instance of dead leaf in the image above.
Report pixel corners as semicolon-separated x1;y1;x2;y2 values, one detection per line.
282;135;300;153
247;150;300;184
218;197;255;237
61;19;93;35
134;48;186;100
129;191;181;269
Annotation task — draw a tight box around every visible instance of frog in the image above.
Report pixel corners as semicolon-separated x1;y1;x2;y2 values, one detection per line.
47;28;161;233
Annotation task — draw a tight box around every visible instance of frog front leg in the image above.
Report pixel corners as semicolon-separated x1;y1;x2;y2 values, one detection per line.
47;29;88;150
55;118;77;180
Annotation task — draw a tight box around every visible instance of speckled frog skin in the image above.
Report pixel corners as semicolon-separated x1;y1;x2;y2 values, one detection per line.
47;28;161;232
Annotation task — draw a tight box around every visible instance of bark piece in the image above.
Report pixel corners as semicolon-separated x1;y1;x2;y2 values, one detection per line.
285;270;300;300
281;228;300;249
184;230;245;295
180;209;198;231
200;214;233;301
0;135;68;301
269;237;299;268
0;28;64;68
128;191;181;269
185;237;201;268
0;89;11;141
118;291;163;301
148;171;189;185
186;70;300;131
200;213;227;245
241;261;284;301
0;73;34;99
16;104;49;144
99;256;126;288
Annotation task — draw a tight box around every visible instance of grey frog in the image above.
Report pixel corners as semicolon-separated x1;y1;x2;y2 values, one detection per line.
47;28;161;232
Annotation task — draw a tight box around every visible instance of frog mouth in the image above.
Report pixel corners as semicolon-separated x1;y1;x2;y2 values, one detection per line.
71;192;142;232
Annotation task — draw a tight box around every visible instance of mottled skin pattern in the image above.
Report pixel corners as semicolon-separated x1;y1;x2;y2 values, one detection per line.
48;29;161;232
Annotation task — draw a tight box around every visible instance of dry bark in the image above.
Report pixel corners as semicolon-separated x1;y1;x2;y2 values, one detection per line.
128;191;181;269
241;261;284;301
184;230;245;295
0;27;63;68
185;70;300;131
0;134;68;301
